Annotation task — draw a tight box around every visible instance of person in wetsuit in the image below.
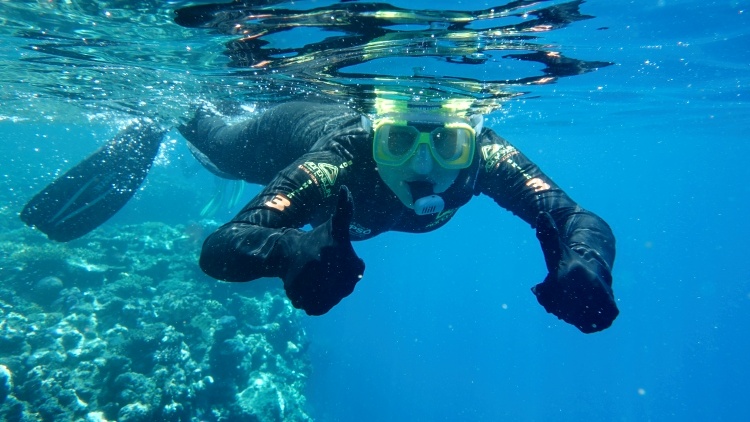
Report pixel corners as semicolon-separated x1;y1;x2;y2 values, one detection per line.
178;101;619;333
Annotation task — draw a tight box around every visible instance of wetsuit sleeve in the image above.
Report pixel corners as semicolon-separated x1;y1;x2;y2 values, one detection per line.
476;128;615;274
198;150;354;282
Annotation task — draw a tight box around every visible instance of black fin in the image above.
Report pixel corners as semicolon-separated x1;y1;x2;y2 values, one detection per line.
20;121;166;242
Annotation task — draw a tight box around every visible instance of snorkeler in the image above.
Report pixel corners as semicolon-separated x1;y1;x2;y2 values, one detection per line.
21;101;619;333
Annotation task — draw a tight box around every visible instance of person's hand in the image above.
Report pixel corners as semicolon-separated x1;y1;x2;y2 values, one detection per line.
531;212;619;333
282;186;365;315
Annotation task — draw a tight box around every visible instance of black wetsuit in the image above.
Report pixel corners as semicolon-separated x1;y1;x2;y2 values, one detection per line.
179;102;617;331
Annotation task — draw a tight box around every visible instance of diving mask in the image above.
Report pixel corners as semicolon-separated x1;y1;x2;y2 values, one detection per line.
372;117;476;170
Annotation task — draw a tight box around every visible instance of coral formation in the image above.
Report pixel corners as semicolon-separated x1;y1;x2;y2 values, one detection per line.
0;216;311;421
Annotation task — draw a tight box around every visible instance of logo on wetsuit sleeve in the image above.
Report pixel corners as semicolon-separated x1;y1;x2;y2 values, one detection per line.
265;193;291;211
481;144;550;193
301;161;350;198
425;208;458;229
525;178;550;192
481;144;518;172
348;222;372;240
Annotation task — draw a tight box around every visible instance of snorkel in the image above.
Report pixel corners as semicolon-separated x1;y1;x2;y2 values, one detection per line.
409;180;446;215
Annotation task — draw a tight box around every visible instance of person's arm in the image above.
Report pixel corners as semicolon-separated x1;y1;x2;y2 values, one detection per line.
200;144;369;316
477;129;618;333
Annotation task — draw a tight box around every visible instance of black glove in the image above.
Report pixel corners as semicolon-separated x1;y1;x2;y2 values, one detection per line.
531;212;619;333
282;186;365;316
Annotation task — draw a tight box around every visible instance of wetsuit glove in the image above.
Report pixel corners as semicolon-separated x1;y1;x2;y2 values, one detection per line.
531;212;619;333
282;186;365;316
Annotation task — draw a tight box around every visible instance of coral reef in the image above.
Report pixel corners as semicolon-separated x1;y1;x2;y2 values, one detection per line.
0;216;311;422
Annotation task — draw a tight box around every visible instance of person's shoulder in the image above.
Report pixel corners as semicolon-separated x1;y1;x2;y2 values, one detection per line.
476;129;520;172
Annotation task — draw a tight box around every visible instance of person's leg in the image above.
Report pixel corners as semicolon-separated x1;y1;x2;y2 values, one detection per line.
179;102;359;184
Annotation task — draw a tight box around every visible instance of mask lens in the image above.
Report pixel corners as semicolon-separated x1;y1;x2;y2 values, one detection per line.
375;124;420;165
385;125;419;157
431;128;463;161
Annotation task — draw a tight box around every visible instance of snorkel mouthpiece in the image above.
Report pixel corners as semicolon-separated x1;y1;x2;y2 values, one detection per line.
408;181;445;215
414;195;445;215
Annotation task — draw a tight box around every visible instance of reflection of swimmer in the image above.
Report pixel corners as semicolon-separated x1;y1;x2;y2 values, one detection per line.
446;53;488;64
22;101;618;333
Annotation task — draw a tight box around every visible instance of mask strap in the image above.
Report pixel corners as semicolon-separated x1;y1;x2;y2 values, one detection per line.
469;114;484;134
361;115;373;132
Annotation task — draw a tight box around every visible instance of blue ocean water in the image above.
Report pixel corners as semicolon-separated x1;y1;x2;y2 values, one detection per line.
1;0;749;421
301;2;750;421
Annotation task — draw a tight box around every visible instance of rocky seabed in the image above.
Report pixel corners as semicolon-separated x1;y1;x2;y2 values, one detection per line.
0;218;312;422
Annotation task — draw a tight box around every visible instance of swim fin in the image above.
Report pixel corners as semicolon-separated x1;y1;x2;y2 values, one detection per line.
20;120;166;242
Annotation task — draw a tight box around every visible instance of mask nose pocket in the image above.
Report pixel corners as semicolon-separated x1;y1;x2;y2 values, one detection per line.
410;144;433;174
